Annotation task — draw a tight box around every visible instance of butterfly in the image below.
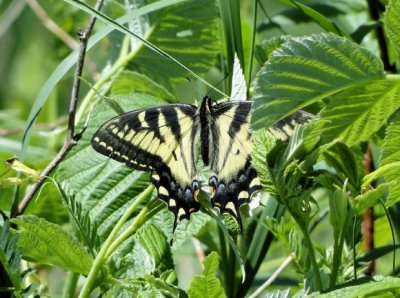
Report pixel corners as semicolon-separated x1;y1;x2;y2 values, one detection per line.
91;95;261;230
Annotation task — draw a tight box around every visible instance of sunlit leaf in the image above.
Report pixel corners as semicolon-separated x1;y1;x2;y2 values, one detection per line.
384;0;400;57
188;251;226;298
380;113;400;166
11;215;93;275
319;78;400;146
315;276;400;297
251;33;384;129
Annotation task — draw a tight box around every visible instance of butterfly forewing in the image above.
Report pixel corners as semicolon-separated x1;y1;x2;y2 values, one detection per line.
91;104;201;227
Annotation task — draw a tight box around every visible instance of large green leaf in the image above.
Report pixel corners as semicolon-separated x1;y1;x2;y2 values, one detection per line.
314;276;400;297
11;215;93;275
319;78;400;146
251;33;384;129
384;0;400;58
188;251;226;298
133;0;221;84
57;77;170;241
380;113;400;166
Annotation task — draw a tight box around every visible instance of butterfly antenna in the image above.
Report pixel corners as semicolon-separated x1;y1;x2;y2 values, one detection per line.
205;73;229;98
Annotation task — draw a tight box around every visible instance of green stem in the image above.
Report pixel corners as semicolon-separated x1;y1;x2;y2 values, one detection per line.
330;213;351;287
104;198;163;259
78;185;153;298
75;34;142;124
298;222;323;291
62;272;79;298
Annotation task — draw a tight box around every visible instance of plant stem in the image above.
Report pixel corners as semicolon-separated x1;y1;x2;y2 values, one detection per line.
78;185;153;298
330;212;350;287
298;222;323;291
104;196;164;259
62;272;79;298
14;0;104;216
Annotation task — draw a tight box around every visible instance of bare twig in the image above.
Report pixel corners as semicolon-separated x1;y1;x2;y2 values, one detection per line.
15;0;105;216
26;0;100;77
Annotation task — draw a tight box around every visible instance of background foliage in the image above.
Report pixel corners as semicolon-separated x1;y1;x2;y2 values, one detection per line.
1;0;400;297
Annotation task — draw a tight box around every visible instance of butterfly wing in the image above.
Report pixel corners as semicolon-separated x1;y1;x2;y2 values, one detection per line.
268;110;314;141
206;100;261;228
91;104;201;227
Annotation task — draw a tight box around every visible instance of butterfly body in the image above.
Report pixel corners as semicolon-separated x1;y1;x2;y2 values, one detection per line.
91;96;261;229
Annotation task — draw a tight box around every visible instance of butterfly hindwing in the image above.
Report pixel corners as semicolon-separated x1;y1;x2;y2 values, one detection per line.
91;104;201;227
200;98;261;228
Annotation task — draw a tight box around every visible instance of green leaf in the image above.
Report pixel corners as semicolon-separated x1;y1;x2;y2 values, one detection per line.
322;142;360;191
0;221;22;292
329;187;348;236
362;162;400;207
315;276;400;297
319;78;400;146
254;36;291;66
133;0;221;84
279;0;349;38
357;244;400;264
11;215;93;275
21;0;182;161
353;184;389;213
188;252;226;298
380;113;400;166
217;0;244;93
110;70;174;101
252;130;277;195
384;0;400;58
172;212;210;250
135;225;173;271
251;33;384;130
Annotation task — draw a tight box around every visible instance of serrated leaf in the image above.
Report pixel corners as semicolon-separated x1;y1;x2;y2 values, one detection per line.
319;78;400;146
316;276;400;297
252;130;277;195
0;221;22;291
254;36;291;66
380;113;400;166
362;162;400;207
353;183;388;213
133;0;220;84
251;33;384;130
384;0;400;58
58;93;166;241
188;252;226;298
111;70;174;101
135;225;173;271
11;215;93;275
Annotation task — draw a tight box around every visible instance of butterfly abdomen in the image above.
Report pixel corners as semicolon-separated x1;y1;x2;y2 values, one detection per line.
199;96;213;166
